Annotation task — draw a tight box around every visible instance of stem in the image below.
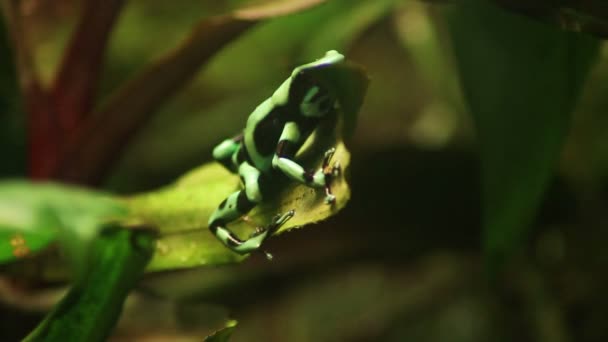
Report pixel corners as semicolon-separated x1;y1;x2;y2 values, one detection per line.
1;0;58;179
51;0;126;133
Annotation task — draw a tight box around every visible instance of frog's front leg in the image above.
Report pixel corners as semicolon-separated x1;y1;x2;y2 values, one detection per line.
271;122;339;204
212;133;243;173
208;162;292;254
320;147;340;204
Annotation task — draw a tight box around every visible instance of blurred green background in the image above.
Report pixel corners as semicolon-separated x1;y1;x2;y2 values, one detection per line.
2;0;608;341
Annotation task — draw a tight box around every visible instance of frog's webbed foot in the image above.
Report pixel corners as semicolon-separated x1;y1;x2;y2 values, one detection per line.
251;210;295;260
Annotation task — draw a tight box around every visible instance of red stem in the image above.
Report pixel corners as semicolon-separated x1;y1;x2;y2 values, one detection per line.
51;0;125;134
1;0;59;178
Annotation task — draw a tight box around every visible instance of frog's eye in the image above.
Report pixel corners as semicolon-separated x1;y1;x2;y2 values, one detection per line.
300;86;333;117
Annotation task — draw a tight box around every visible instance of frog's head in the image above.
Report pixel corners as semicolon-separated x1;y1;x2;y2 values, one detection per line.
271;51;345;115
291;50;344;117
291;50;345;76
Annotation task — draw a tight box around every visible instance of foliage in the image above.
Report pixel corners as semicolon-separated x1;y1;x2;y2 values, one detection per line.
0;181;127;271
23;226;156;342
446;0;600;274
1;0;607;340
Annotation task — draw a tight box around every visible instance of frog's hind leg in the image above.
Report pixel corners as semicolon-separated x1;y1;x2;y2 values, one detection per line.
208;162;293;255
208;189;264;254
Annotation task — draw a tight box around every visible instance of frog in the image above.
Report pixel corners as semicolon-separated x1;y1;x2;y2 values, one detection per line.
209;50;345;257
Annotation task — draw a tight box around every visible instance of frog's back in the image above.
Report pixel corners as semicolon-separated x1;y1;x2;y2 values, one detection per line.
244;97;285;171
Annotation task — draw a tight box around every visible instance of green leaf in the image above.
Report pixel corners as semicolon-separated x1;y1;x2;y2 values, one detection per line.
23;226;156;342
446;0;600;272
128;140;350;270
204;320;238;342
0;181;128;269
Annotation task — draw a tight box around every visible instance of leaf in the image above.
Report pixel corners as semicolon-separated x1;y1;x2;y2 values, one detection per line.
445;0;600;272
23;226;156;342
127;141;351;271
235;0;326;19
204;320;238;342
0;181;128;270
0;146;348;272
